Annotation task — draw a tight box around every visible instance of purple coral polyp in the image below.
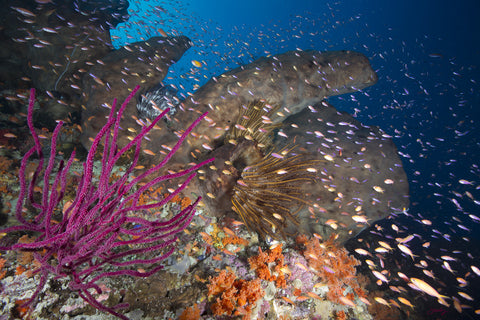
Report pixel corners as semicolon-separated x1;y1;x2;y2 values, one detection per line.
0;85;213;319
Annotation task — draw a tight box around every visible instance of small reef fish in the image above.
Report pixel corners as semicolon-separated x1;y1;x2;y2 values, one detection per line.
410;278;448;303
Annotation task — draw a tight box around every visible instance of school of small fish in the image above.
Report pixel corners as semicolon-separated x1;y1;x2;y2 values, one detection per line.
1;0;479;318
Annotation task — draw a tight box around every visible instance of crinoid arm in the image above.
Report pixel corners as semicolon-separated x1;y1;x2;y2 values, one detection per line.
225;99;281;149
231;146;320;239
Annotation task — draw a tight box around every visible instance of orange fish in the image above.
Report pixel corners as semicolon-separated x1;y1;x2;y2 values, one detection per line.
282;296;295;305
158;28;168;37
339;296;356;307
3;133;17;138
307;292;322;300
295;296;309;302
142;149;156;156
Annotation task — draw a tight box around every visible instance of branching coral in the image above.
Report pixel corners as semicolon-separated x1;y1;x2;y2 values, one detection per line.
0;86;213;319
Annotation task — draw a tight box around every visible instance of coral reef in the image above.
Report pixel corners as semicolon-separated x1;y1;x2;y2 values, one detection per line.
0;86;213;319
0;3;408;319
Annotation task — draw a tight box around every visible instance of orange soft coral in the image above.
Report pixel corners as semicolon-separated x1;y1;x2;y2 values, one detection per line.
207;269;236;297
0;258;7;280
178;303;201;320
335;310;347;320
248;244;287;288
298;234;365;305
164;192;192;210
222;234;249;247
207;270;264;319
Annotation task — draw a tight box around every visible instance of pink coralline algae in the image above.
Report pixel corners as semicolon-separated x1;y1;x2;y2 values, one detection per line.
0;85;213;319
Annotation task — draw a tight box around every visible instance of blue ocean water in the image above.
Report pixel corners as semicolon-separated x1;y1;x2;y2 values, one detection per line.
112;0;480;317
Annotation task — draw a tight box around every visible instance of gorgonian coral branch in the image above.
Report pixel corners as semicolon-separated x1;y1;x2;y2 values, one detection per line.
0;85;213;319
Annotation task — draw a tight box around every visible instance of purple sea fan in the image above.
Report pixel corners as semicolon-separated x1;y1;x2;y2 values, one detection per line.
0;85;213;319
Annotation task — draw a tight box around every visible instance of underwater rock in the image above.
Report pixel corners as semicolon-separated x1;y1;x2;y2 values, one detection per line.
175;49;378;156
0;0;126;95
0;0;135;136
80;35;193;150
277;101;409;243
192;98;408;243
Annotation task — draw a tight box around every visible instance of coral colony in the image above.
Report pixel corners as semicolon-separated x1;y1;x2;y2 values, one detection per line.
0;86;213;319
